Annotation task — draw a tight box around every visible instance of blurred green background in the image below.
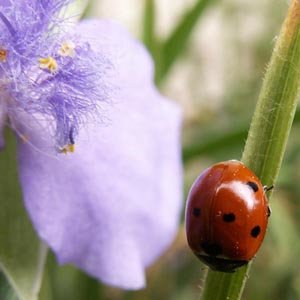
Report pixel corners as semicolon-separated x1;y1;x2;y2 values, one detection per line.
38;0;300;299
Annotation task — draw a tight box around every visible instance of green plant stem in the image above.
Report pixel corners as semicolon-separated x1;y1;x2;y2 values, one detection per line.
156;0;213;84
200;1;300;299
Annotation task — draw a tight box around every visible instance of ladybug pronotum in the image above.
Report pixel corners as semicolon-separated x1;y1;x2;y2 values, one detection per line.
185;160;270;272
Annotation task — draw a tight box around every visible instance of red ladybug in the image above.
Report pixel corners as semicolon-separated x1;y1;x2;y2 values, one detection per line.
185;160;270;272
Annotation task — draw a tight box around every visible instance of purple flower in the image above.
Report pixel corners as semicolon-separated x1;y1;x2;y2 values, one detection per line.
0;0;182;290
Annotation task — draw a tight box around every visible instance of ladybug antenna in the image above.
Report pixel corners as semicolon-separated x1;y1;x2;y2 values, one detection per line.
264;185;274;192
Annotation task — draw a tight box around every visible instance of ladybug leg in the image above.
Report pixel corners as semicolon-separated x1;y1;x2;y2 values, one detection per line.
267;206;271;217
263;186;273;217
263;185;274;193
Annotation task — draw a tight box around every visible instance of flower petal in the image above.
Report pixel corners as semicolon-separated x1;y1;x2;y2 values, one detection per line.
74;19;155;86
17;20;182;289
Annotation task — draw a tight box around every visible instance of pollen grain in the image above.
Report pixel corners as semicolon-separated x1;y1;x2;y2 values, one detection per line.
0;48;7;62
58;41;75;57
60;144;75;154
39;56;58;73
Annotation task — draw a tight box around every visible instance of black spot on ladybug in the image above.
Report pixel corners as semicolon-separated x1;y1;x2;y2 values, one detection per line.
247;181;259;192
201;242;222;256
251;225;261;238
223;213;236;222
193;207;201;217
267;206;271;217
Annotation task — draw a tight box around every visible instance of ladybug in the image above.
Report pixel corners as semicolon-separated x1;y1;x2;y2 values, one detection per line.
185;160;270;272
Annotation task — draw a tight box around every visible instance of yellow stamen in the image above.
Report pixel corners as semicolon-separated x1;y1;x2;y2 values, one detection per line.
0;48;7;62
60;144;75;154
39;56;58;73
58;41;75;57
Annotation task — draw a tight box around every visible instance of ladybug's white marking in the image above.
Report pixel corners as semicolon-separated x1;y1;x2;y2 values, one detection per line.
217;181;259;210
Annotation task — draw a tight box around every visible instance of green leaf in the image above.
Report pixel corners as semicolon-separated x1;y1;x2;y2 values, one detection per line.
200;1;300;299
0;129;47;300
183;121;248;163
156;0;214;83
182;108;300;163
46;253;102;300
0;272;19;300
143;0;156;54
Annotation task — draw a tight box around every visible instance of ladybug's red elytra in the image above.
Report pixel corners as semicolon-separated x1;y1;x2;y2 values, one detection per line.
185;160;270;272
